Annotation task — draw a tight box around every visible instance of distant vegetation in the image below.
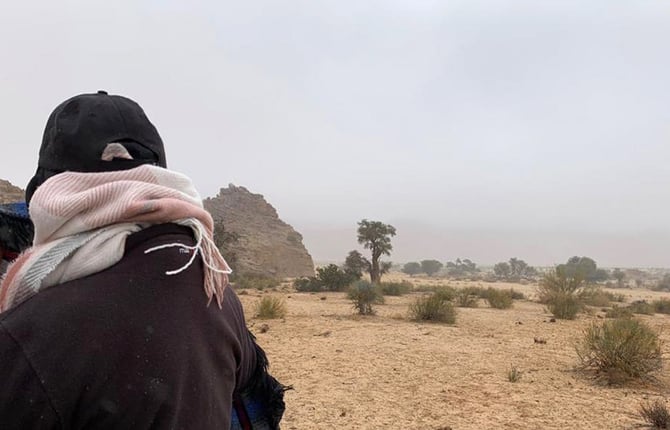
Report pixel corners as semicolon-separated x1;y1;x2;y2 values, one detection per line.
493;258;537;282
420;259;443;276
293;263;357;292
445;258;479;278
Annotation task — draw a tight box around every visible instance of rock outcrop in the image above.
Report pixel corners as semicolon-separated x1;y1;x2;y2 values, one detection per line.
0;179;25;204
204;185;314;278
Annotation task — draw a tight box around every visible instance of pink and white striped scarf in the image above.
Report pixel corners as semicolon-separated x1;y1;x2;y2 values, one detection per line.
0;165;231;312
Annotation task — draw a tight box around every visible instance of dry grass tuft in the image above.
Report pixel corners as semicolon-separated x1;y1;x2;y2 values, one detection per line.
255;296;287;319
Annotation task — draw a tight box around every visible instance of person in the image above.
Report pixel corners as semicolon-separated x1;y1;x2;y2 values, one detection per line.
0;91;286;429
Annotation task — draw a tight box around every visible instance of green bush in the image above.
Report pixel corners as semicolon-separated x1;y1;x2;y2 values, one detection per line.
255;296;287;319
380;281;413;296
293;277;322;292
576;318;663;384
545;292;582;320
639;399;670;429
538;268;586;319
455;289;479;308
604;305;633;319
580;287;614;307
293;264;357;292
653;299;670;315
434;285;457;302
485;288;513;309
235;273;281;290
628;301;655;315
347;280;383;315
316;264;356;292
409;294;456;324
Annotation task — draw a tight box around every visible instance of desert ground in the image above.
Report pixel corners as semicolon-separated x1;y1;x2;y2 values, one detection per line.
237;274;670;430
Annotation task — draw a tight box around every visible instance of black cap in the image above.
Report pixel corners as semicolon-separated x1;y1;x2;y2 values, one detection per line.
26;91;167;203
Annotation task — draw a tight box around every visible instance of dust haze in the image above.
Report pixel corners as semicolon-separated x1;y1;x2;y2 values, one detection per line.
2;1;670;267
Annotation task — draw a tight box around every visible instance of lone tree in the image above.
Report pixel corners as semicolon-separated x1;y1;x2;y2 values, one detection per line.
402;262;422;276
421;259;443;277
558;256;608;283
357;219;396;284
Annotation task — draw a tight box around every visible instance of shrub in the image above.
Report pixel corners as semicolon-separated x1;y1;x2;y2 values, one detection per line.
507;365;522;383
293;277;322;292
255;296;287;319
538;268;586;319
380;281;413;296
462;286;487;298
509;289;525;300
605;305;633;319
606;291;626;303
576;318;663;384
413;284;436;293
486;288;513;309
293;264;358;292
434;285;457;302
235;273;281;290
316;264;356;292
653;299;670;315
409;294;456;324
347;280;383;315
652;274;670;292
628;301;655;315
580;287;614;308
546;292;582;320
639;399;670;429
455;289;479;308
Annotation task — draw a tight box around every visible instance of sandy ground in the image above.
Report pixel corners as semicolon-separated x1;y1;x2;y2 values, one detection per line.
238;276;670;430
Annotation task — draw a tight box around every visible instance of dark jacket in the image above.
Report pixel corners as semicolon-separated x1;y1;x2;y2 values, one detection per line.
0;223;282;429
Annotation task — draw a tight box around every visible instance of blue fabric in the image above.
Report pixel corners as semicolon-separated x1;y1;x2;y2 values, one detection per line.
0;203;33;254
0;202;29;219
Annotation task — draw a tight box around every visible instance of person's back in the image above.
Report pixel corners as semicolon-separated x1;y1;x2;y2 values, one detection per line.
0;224;257;428
0;91;285;429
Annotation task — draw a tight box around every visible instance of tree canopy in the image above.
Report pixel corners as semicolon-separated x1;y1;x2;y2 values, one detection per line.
402;262;422;276
357;219;396;283
557;256;608;283
421;259;443;276
445;258;478;277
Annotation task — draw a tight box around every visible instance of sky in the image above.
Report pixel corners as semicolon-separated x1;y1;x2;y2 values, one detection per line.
2;1;670;267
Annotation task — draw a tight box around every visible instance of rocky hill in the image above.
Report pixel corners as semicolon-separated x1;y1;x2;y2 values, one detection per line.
0;179;25;204
0;177;313;279
204;185;315;278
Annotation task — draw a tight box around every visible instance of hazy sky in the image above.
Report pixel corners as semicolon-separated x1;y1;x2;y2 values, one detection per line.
2;1;670;267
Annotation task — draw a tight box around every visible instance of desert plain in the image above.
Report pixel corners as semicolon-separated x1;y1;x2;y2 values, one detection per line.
237;275;670;430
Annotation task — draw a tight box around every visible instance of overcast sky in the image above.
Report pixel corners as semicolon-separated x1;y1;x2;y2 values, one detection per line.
2;1;670;267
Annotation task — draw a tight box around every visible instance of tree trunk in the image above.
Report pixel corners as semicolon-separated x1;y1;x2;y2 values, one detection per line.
370;248;380;284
